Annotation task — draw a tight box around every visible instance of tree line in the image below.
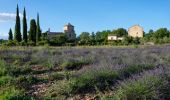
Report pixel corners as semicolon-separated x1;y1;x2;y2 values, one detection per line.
76;28;170;46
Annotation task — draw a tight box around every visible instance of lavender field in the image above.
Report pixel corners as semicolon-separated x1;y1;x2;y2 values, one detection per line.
0;45;170;100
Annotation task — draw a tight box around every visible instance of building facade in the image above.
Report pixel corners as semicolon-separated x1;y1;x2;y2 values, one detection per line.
47;23;76;40
108;35;123;41
128;25;144;38
63;23;76;40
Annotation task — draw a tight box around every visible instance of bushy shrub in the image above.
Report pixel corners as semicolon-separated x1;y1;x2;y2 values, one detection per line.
37;40;48;46
0;76;13;86
120;64;154;78
27;76;39;84
43;58;55;69
60;61;81;70
0;86;28;100
69;69;119;94
46;69;116;97
7;66;32;77
60;59;90;70
45;80;71;99
100;95;119;100
16;75;39;85
20;41;27;46
27;41;35;46
0;60;7;76
114;76;164;100
49;72;65;81
5;41;18;46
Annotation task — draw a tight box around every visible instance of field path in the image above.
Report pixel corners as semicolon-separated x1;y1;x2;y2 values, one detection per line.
26;66;59;99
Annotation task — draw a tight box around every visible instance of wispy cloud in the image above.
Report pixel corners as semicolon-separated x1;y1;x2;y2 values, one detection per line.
0;34;7;40
0;13;23;22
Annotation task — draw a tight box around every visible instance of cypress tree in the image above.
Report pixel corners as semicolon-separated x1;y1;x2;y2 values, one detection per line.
36;13;41;42
29;19;37;43
8;28;13;40
23;7;27;43
14;4;22;42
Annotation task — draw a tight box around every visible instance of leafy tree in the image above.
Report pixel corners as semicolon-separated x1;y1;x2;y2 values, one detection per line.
96;30;111;44
153;28;170;39
41;32;48;41
8;28;13;40
36;13;41;42
29;19;37;43
49;34;68;46
111;28;128;37
14;5;22;42
23;7;27;43
122;36;133;45
133;37;140;44
95;31;104;44
78;32;91;45
148;29;154;34
90;32;96;45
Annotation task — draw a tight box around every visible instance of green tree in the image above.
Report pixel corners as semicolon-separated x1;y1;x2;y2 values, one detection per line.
153;28;170;39
41;32;48;41
122;36;133;45
95;30;111;45
49;34;67;46
133;37;140;44
90;32;96;45
79;32;91;45
36;13;41;42
23;7;27;43
148;29;154;34
14;4;22;42
29;19;37;43
95;31;104;44
111;28;128;37
8;28;13;40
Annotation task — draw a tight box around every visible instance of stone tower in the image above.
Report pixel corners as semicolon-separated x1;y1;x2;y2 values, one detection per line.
128;25;144;38
63;23;76;40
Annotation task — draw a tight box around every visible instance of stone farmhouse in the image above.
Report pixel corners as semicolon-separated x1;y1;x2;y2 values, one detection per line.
128;25;144;38
108;35;123;41
108;25;144;41
47;23;76;40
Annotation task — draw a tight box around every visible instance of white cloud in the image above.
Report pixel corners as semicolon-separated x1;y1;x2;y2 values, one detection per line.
0;13;23;22
0;33;8;40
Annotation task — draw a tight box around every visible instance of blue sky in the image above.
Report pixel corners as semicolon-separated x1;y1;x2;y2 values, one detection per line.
0;0;170;39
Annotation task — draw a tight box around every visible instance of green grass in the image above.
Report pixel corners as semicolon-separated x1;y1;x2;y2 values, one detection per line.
0;76;13;86
0;60;7;76
0;86;32;100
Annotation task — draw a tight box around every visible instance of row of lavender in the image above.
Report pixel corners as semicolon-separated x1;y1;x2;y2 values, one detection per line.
0;45;170;99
